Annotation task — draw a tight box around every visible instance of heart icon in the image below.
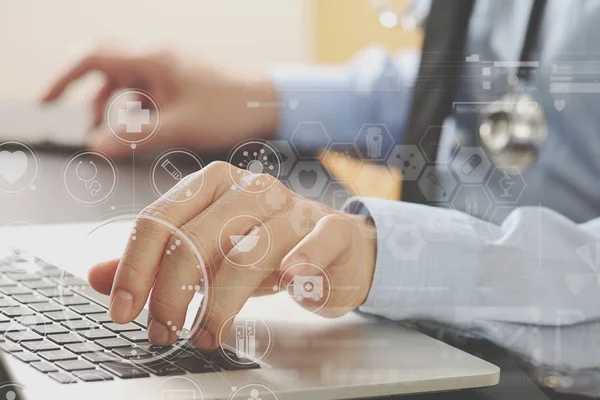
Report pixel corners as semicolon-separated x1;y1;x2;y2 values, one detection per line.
289;99;299;110
0;150;28;184
298;169;318;190
554;99;566;112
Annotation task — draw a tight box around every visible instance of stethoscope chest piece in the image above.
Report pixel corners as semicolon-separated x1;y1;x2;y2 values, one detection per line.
479;93;548;174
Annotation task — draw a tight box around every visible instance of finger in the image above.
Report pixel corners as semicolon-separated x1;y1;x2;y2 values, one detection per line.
40;49;140;103
282;214;351;272
92;80;116;126
192;217;299;350
184;175;288;270
281;214;353;316
87;258;119;296
107;162;230;324
147;234;203;345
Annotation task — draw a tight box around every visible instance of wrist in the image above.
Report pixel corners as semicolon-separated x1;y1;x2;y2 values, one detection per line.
350;214;378;307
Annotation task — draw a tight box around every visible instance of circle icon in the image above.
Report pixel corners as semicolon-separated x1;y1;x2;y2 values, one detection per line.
218;316;273;367
275;262;332;314
228;140;282;193
218;215;271;269
79;213;210;364
0;141;39;194
63;151;117;205
230;384;280;400
106;90;161;145
151;149;205;202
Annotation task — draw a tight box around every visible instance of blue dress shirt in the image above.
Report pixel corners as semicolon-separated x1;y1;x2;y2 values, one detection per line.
272;0;600;396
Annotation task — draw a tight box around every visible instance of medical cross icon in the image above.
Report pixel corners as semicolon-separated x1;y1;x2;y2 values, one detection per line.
117;101;150;133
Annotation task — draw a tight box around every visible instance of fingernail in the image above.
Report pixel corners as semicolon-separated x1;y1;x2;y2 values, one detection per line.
148;319;171;345
193;329;215;349
110;290;133;323
282;253;311;277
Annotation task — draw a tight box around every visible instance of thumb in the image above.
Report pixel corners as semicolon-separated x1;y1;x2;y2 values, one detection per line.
88;258;119;295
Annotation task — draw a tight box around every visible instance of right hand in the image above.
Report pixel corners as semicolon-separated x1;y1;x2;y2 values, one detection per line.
40;45;279;157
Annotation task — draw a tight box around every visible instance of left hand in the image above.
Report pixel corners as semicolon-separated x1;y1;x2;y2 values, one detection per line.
88;161;378;349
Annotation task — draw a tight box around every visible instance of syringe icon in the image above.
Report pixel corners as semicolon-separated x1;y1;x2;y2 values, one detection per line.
161;159;183;181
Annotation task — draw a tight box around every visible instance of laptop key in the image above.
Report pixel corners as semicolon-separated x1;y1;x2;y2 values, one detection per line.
21;280;56;290
45;310;81;322
36;287;73;298
2;305;35;317
6;331;42;342
139;359;185;376
86;313;113;324
22;340;60;352
0;322;25;333
0;342;23;353
104;322;141;333
53;277;88;287
13;294;49;304
79;329;116;340
61;319;97;331
16;314;52;327
30;361;58;373
65;342;102;354
7;273;41;282
29;302;64;313
72;369;114;382
14;351;40;363
82;352;119;364
48;333;85;345
32;323;69;336
0;315;9;323
56;359;96;372
100;361;149;379
38;349;77;362
0;286;33;296
71;304;106;315
54;295;89;306
174;356;219;373
0;278;17;288
112;346;152;360
47;371;77;384
96;337;131;349
120;331;149;342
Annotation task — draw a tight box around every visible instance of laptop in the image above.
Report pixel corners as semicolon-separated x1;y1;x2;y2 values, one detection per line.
0;220;500;400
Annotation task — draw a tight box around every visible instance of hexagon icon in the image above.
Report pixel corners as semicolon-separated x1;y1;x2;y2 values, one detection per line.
256;182;294;218
321;181;353;210
386;145;426;181
451;185;493;219
385;223;426;262
291;122;331;158
288;200;328;238
320;143;364;182
417;166;458;204
288;161;329;199
486;166;527;204
418;126;460;164
450;147;492;184
266;139;298;178
354;123;395;161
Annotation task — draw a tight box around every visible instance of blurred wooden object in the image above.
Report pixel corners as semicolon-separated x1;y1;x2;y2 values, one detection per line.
320;150;403;201
313;0;422;63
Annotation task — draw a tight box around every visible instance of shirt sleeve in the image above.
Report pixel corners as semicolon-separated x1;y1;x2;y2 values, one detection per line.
270;47;420;146
344;197;600;397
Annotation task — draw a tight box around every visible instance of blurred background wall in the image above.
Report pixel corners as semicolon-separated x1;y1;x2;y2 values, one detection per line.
0;0;421;102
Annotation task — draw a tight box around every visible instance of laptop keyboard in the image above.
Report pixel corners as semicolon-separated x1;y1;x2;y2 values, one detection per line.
0;251;259;384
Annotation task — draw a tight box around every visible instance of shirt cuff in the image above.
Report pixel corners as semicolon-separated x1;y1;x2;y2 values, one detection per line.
342;196;483;326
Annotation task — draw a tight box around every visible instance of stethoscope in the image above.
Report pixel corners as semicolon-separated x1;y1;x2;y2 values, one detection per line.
75;160;102;196
374;0;549;174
